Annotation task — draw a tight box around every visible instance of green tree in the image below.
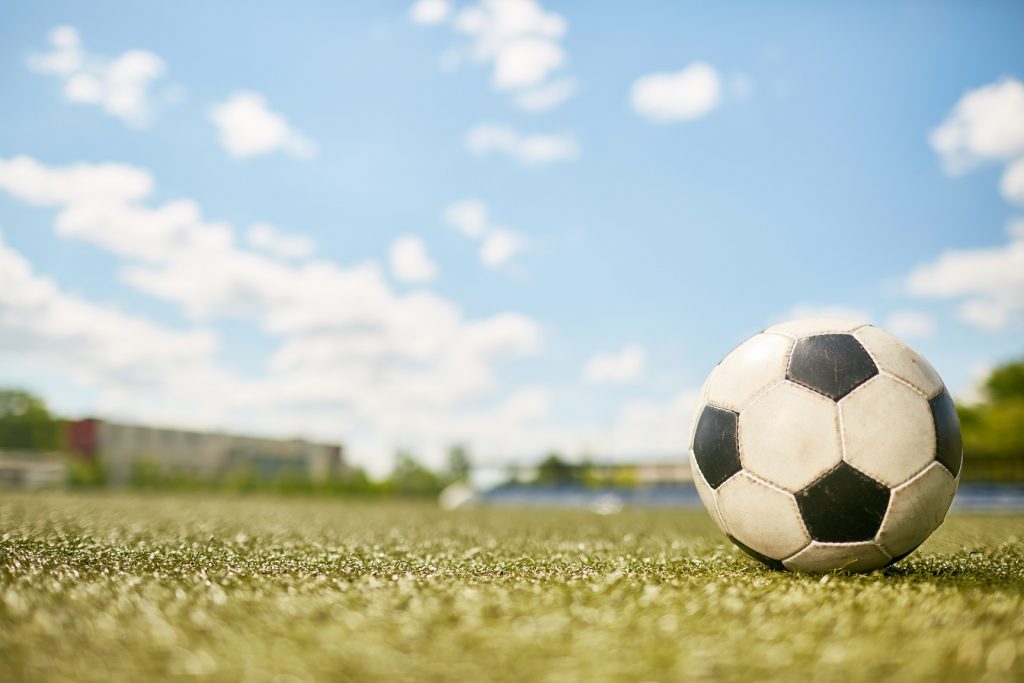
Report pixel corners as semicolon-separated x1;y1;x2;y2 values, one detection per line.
0;389;61;451
984;360;1024;402
334;466;381;496
957;356;1024;477
445;444;472;483
66;458;107;488
535;452;580;485
388;451;442;497
129;458;164;489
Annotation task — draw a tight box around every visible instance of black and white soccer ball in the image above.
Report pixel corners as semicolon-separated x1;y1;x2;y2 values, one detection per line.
689;317;962;572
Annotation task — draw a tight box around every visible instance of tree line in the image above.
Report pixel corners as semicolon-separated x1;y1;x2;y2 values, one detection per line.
2;354;1024;488
956;356;1024;480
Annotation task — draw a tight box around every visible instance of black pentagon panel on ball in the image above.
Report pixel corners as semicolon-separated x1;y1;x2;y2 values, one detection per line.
692;405;741;489
796;462;891;542
728;535;786;571
786;334;878;401
930;389;963;477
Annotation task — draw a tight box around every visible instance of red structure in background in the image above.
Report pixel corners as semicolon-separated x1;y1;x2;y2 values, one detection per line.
64;418;100;460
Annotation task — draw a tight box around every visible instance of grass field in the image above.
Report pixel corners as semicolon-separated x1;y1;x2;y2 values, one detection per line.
1;494;1022;682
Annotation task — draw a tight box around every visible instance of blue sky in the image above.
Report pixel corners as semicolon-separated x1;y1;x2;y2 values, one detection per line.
1;1;1023;473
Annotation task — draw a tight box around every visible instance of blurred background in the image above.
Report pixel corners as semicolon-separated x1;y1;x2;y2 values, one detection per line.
1;0;1022;500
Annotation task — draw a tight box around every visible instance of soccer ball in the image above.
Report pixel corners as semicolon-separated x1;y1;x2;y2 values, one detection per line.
689;317;962;572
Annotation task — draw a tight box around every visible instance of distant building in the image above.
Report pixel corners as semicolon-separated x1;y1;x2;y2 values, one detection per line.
631;461;693;485
65;419;344;486
586;460;694;485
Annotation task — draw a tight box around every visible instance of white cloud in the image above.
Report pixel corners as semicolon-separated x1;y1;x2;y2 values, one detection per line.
930;78;1024;174
379;385;701;472
513;78;575;111
350;385;559;474
0;158;709;471
56;198;234;266
1008;217;1024;241
413;0;573;111
0;155;152;206
443;198;527;269
583;345;647;384
907;79;1024;332
28;25;167;127
590;390;700;457
409;0;451;24
245;223;316;260
480;229;525;268
12;309;356;443
906;237;1024;331
1001;157;1024;205
209;92;317;159
453;0;565;88
495;387;550;422
630;63;722;122
488;36;563;90
954;361;996;407
784;305;873;324
389;235;438;283
958;299;1012;330
0;231;227;395
444;199;489;238
466;123;579;165
29;26;82;76
0;155;545;467
884;310;936;339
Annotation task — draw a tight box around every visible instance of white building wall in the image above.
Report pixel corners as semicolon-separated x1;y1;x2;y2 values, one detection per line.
97;422;341;486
